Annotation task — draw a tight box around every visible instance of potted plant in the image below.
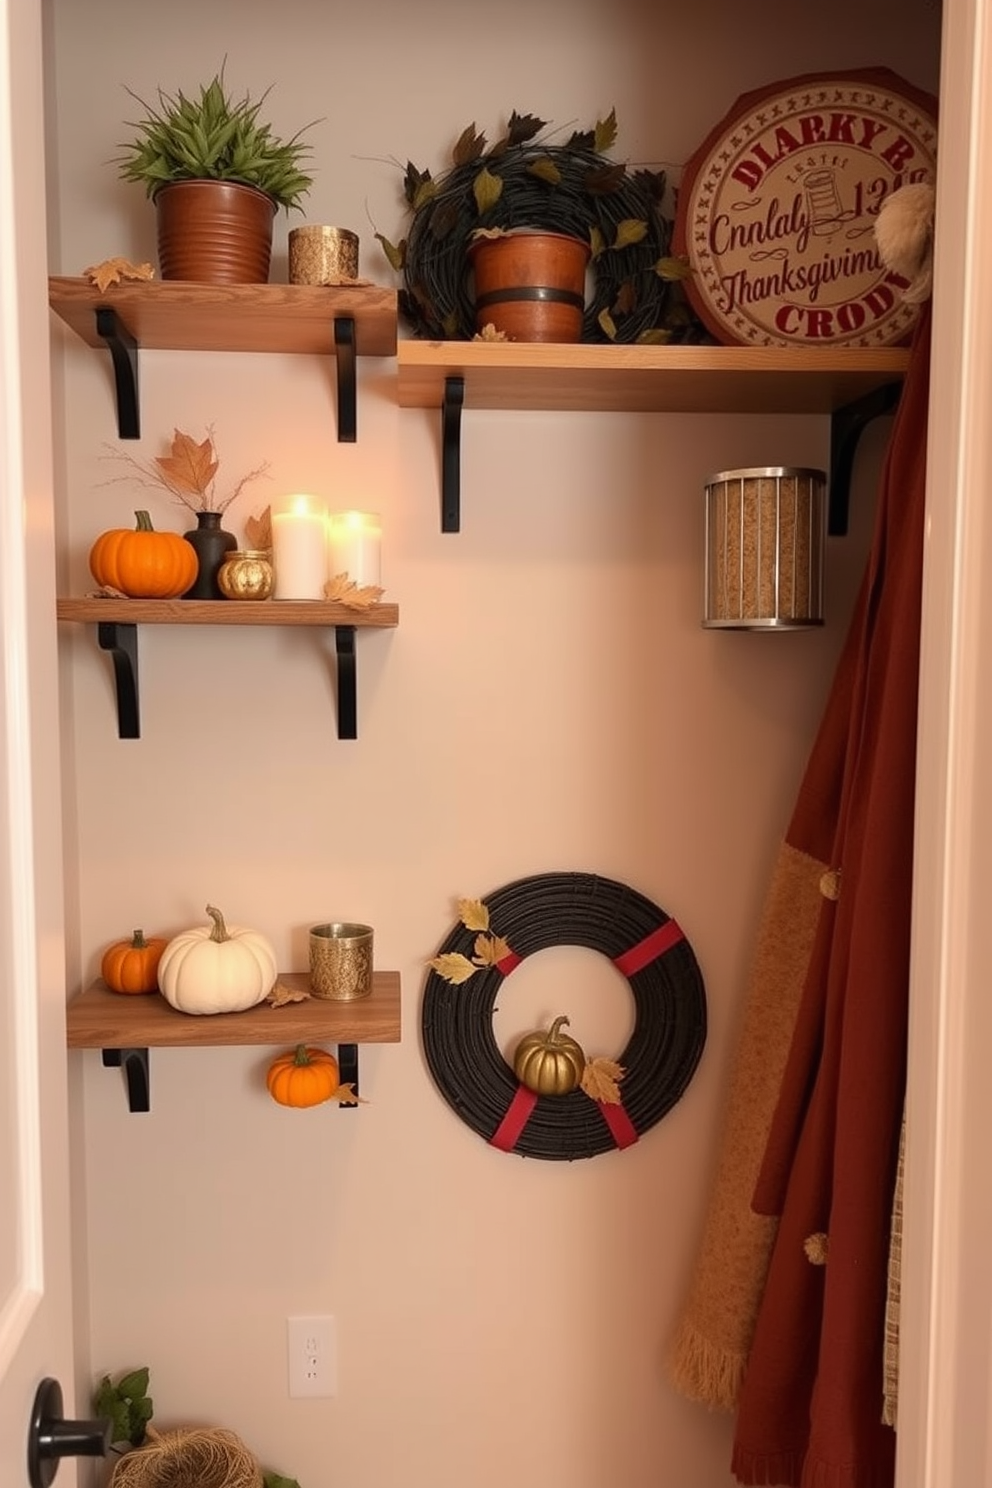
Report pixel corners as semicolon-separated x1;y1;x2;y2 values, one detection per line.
378;108;706;345
116;68;316;285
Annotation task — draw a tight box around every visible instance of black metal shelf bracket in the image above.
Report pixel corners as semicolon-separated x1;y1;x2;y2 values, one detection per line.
102;1047;150;1112
334;624;357;739
95;307;140;440
828;381;902;536
441;376;465;533
90;621;368;740
97;621;139;738
338;1043;359;1107
101;1043;362;1112
335;316;357;442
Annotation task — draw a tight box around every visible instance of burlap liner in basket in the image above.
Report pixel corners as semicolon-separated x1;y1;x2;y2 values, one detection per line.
109;1426;262;1488
422;871;707;1161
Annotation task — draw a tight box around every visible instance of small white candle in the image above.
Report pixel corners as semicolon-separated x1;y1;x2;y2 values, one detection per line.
327;510;382;588
272;494;328;600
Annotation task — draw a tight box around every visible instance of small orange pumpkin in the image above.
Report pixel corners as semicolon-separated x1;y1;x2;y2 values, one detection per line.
266;1044;340;1108
100;928;168;994
89;510;199;598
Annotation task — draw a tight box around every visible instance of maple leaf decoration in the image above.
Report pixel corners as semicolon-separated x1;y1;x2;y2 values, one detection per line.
324;573;385;609
266;980;310;1007
427;895;513;983
335;1083;367;1106
84;257;154;293
155;429;218;500
580;1057;626;1105
245;507;273;551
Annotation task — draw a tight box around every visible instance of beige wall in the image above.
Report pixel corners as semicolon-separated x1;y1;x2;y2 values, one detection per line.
46;3;939;1486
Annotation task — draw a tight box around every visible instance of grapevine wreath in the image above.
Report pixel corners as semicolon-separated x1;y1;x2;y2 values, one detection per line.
421;871;707;1160
378;109;708;345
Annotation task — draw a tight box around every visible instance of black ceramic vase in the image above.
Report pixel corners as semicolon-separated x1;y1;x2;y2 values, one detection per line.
183;511;238;599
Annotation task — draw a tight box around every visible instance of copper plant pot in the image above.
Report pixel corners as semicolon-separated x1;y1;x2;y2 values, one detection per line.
154;180;277;285
469;230;590;342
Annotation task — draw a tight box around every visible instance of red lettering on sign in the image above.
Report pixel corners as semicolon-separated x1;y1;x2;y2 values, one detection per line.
827;113;858;145
799;115;826;146
836;301;866;333
881;135;916;171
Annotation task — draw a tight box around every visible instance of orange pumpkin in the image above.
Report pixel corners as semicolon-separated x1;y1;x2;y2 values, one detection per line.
89;510;199;598
101;928;168;994
266;1044;340;1108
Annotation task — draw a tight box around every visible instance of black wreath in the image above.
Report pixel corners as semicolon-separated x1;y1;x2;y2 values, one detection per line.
392;114;708;345
421;872;707;1160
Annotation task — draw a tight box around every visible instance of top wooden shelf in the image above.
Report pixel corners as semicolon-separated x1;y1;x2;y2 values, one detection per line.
48;277;398;358
396;340;911;414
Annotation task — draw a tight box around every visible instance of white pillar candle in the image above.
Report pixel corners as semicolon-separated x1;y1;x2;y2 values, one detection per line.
327;510;382;588
272;494;328;600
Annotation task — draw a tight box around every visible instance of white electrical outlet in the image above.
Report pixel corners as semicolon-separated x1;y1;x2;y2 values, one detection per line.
287;1314;337;1398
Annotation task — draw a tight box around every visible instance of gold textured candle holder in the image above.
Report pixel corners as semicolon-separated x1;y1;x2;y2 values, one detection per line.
308;922;373;1001
289;226;359;285
217;550;274;600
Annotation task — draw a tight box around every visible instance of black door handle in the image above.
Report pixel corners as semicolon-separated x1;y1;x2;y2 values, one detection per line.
27;1377;111;1488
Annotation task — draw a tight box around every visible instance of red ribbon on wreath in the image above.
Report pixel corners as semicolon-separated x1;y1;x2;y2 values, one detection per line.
488;921;685;1154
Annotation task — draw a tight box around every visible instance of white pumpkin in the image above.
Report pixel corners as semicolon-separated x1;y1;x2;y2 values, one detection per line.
158;904;277;1015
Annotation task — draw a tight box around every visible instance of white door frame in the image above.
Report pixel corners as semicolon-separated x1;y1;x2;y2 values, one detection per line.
897;0;992;1483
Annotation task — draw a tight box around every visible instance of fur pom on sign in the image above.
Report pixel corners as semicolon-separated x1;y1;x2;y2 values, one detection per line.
874;182;935;304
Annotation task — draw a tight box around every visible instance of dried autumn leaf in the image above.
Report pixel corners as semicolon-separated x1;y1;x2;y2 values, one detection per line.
598;308;618;341
526;157;561;186
472;165;504;215
472;932;511;967
594;107;619;155
403;160;432;206
452;122;487;167
473;323;508;342
636;328;674;345
412;177;439;212
505;111;546;146
655;255;694;281
581;1057;626;1104
442;311;461;338
613;280;637;316
83;257;155;293
457;898;490;932
428;952;478;984
266;980;310;1007
324;573;384;609
583;163;627;196
376;232;406;272
612;218;648;250
589;225;605;261
428;199;461;241
245;508;272;551
155;429;218;498
335;1083;368;1106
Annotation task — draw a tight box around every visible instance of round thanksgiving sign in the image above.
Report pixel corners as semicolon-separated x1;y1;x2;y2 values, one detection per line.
674;68;938;347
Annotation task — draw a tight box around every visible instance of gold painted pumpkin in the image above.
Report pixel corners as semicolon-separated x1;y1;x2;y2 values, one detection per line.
513;1015;586;1096
267;1044;340;1107
157;904;277;1015
89;509;198;598
100;928;168;994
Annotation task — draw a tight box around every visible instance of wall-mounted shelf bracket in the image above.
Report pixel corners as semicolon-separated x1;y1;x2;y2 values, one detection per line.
334;316;356;442
441;376;464;532
102;1047;150;1112
95;307;140;439
828;381;902;536
339;1043;359;1106
334;625;357;739
98;621;139;738
101;1043;360;1113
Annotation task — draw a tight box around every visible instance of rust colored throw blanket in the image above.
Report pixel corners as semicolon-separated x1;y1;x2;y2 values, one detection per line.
731;306;932;1487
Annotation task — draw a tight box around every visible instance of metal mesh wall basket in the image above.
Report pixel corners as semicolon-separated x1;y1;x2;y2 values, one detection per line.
421;871;707;1161
703;466;826;629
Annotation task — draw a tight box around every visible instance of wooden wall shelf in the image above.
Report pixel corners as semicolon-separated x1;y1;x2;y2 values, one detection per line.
56;597;399;741
48;276;399;442
396;340;912;533
67;972;401;1113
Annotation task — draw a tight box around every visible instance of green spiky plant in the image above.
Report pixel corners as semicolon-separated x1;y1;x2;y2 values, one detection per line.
115;69;316;212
